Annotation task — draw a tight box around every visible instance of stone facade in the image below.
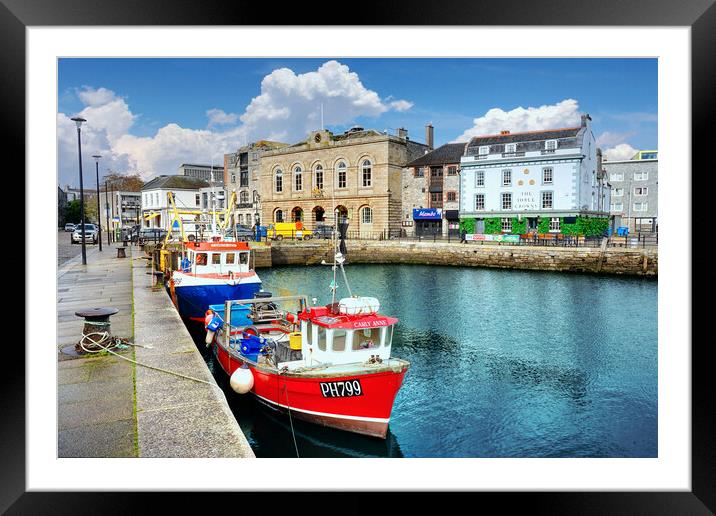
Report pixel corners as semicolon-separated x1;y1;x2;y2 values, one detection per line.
224;141;288;228
604;157;658;233
260;128;429;236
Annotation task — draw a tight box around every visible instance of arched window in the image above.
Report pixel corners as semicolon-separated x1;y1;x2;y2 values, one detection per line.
275;209;283;222
337;161;347;189
361;159;372;187
294;166;302;191
314;164;324;190
275;169;283;193
361;206;373;224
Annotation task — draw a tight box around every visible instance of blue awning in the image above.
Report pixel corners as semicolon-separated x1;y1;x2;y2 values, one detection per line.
413;208;442;220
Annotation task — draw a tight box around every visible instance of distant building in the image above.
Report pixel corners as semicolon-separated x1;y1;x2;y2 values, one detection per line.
402;141;466;237
140;175;208;229
98;190;142;234
604;150;658;232
178;163;224;184
58;186;68;226
224;140;288;227
459;114;610;236
260;126;429;236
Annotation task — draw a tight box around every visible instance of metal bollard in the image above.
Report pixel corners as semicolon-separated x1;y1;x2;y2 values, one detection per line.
75;307;120;353
117;247;126;258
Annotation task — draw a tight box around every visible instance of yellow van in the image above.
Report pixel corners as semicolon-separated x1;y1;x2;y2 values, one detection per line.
267;221;313;240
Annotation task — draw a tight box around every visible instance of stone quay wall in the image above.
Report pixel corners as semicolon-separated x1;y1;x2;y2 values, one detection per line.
265;240;657;276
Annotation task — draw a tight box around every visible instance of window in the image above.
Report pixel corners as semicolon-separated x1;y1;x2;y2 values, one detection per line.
505;143;517;154
317;326;327;352
542;167;553;184
337;162;347;188
211;253;221;265
549;217;561;231
502;169;512;186
275;169;283;192
611;202;623;211
294;166;302;191
447;166;457;176
430;192;442;204
361;160;372;187
195;194;200;206
332;330;347;352
613;188;623;197
314;164;324;190
195;253;207;266
240;190;249;204
275;209;283;222
501;218;512;232
634;171;649;181
633;202;649;212
237;214;244;225
501;192;512;210
353;328;380;350
634;187;648;196
226;253;236;265
239;252;248;265
475;170;485;187
475;194;485;211
231;174;236;183
447;191;457;202
541;191;553;209
240;169;249;187
479;146;489;155
361;206;373;224
610;172;624;181
545;140;557;151
414;167;424;177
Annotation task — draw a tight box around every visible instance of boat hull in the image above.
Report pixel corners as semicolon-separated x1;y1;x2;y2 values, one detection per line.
172;273;261;320
212;342;407;439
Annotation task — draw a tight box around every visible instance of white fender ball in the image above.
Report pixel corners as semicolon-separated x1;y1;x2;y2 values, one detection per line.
230;366;254;394
205;329;215;345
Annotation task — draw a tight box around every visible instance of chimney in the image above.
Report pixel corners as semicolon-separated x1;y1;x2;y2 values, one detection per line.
500;130;510;135
397;127;408;139
581;114;591;127
425;123;434;150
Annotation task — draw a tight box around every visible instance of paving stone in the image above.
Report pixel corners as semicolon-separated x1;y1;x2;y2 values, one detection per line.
58;419;136;458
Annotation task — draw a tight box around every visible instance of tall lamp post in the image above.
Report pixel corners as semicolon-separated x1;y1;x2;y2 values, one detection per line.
70;116;87;265
105;177;112;246
92;155;103;251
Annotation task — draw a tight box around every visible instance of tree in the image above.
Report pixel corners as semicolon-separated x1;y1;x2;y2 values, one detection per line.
103;172;144;192
65;196;98;224
65;200;81;224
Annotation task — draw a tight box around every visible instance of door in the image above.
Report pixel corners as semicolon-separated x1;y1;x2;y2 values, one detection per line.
475;219;485;234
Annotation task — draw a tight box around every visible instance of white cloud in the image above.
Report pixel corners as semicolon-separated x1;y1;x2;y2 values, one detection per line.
206;108;238;127
596;131;637;148
454;99;582;142
389;100;413;112
58;61;412;185
603;143;638;161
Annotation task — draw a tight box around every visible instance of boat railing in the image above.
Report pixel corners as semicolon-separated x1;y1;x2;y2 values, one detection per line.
222;295;309;343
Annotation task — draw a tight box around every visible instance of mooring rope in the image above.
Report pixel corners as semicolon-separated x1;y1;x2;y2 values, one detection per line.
280;376;300;458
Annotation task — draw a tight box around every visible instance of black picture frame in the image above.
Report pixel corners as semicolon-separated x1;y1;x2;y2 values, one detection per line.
8;0;711;513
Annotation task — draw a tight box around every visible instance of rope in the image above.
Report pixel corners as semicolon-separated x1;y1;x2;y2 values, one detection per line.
79;330;221;390
280;377;300;458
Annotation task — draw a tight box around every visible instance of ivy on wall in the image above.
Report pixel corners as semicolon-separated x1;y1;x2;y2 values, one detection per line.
538;216;609;236
459;218;475;234
484;218;502;234
511;217;526;235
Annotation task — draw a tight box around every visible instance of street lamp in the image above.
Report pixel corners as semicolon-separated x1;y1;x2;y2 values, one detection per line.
70;116;87;265
92;155;103;252
105;176;111;246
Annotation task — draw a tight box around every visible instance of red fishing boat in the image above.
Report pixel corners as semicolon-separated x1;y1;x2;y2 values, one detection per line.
205;289;410;439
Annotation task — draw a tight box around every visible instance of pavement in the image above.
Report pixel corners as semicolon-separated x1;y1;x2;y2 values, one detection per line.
57;241;137;457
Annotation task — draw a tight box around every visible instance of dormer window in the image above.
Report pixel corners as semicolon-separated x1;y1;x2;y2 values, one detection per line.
478;146;489;155
505;143;517;153
545;140;557;152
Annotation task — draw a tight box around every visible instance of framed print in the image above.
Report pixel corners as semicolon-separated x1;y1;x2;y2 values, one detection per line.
8;0;713;513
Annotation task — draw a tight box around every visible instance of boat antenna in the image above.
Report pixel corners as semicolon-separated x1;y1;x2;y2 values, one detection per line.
330;162;352;303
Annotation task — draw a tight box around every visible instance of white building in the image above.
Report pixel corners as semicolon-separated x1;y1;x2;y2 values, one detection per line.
459;114;610;235
140;175;208;230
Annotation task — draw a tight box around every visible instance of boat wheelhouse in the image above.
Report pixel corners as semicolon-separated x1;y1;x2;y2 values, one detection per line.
168;240;262;321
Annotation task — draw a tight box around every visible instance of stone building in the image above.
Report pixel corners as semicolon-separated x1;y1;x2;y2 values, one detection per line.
459;114;611;236
224;140;288;228
259;127;429;237
402;142;467;237
604;150;658;233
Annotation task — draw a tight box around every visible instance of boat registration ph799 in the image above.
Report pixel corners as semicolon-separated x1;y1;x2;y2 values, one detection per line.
320;379;363;398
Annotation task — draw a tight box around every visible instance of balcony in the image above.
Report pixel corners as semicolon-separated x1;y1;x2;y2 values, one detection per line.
501;151;525;158
540;149;556;155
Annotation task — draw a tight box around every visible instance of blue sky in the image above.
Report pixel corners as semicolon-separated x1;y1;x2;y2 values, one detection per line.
57;58;657;186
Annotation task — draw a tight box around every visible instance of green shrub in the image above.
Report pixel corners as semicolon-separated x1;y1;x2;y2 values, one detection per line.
459;218;475;233
484;218;502;234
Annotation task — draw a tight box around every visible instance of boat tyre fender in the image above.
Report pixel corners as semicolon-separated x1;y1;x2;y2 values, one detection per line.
242;326;261;338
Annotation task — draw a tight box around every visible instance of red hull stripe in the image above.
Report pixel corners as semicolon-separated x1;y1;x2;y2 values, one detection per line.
252;393;390;423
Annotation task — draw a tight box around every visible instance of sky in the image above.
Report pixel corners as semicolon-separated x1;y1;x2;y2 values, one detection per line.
57;58;657;187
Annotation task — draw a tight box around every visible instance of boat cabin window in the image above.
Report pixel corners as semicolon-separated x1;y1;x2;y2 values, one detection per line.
225;253;235;265
331;330;347;352
239;252;249;265
195;253;207;266
316;326;327;351
352;327;380;350
212;253;221;265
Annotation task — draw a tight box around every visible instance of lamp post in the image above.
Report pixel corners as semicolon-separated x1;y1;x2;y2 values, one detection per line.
105;177;111;246
70;117;87;265
92;155;103;251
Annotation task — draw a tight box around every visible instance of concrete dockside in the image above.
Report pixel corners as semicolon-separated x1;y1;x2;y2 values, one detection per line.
57;243;254;458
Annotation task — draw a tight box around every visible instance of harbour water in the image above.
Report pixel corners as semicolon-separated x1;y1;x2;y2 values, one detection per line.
189;264;657;458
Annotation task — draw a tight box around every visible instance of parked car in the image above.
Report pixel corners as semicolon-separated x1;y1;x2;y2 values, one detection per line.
223;224;255;241
71;223;98;244
312;224;336;240
267;222;313;241
137;228;168;245
64;223;76;232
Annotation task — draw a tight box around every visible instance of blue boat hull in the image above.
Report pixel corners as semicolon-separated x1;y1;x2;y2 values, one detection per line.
173;282;262;320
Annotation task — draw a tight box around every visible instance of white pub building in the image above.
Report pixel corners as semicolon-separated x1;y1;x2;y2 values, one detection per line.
459;114;610;235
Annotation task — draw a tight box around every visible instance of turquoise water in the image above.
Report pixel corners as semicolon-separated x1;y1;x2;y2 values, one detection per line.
192;264;657;458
